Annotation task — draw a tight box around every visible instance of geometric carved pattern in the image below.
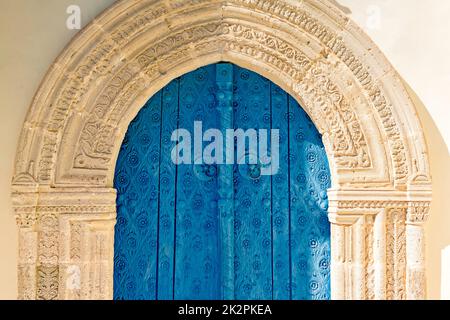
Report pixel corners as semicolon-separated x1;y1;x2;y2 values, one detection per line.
36;266;59;300
364;215;375;300
386;208;406;300
12;0;431;188
11;0;432;300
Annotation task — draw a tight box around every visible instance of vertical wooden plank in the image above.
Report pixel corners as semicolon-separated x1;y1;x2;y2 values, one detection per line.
233;67;272;299
216;63;235;300
270;84;290;300
156;80;179;300
289;97;331;300
140;94;164;300
113;92;162;299
174;65;221;299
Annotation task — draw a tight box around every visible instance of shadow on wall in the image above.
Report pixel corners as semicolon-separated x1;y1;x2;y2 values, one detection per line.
403;80;450;300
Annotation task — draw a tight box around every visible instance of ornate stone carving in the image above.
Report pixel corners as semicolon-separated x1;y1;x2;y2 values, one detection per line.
17;265;36;300
407;202;430;224
385;208;406;300
11;0;431;187
14;207;37;228
11;0;432;300
36;266;59;300
70;19;374;175
328;189;430;300
12;188;117;300
364;215;375;300
70;221;82;262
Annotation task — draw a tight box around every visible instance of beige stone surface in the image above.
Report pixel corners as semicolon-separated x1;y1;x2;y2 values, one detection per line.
339;0;450;154
0;0;116;300
337;0;450;299
0;0;447;299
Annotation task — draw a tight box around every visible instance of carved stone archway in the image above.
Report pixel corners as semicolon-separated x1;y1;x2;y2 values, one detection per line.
11;0;432;300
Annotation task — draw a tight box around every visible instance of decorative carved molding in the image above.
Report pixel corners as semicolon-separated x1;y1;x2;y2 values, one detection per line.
12;188;116;300
364;215;375;300
11;0;432;300
12;0;431;188
407;202;431;224
385;208;406;300
15;207;37;229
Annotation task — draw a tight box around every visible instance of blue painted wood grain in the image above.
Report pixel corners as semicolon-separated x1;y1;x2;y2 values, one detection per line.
216;64;235;300
113;63;331;300
175;65;221;299
271;83;290;300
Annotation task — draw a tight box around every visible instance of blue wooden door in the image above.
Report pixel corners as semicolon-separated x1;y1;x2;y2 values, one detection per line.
113;63;331;300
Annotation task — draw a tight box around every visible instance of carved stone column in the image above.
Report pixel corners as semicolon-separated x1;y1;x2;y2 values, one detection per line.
329;222;346;299
385;207;407;299
327;188;431;301
13;189;39;300
328;213;369;300
372;208;386;299
328;190;365;300
405;202;430;300
12;187;117;300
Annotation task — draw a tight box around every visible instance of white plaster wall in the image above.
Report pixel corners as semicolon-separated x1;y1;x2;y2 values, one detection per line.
0;0;117;300
0;0;448;299
338;0;450;300
339;0;450;153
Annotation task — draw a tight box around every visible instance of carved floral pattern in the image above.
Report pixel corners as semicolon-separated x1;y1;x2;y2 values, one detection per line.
11;0;432;301
386;208;406;300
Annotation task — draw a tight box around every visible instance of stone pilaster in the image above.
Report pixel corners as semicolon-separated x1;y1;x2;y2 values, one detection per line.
405;202;430;300
13;188;38;300
327;188;431;301
12;187;117;300
373;208;386;299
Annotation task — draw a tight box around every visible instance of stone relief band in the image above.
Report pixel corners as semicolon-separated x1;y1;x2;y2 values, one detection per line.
11;0;432;300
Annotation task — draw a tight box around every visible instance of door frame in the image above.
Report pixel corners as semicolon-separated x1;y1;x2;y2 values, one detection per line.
12;0;431;300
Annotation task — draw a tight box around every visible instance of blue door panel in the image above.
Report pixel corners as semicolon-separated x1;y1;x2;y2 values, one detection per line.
113;63;331;300
233;68;272;300
271;84;291;300
215;64;235;300
288;96;331;300
114;92;162;299
175;65;221;299
156;80;179;300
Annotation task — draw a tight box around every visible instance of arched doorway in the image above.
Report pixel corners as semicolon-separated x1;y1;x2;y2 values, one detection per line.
113;63;331;300
11;0;432;300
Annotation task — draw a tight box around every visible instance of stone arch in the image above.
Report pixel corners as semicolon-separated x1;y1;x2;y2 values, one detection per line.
11;0;432;300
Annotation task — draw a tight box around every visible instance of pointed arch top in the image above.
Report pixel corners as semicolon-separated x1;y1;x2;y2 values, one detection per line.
12;0;431;192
